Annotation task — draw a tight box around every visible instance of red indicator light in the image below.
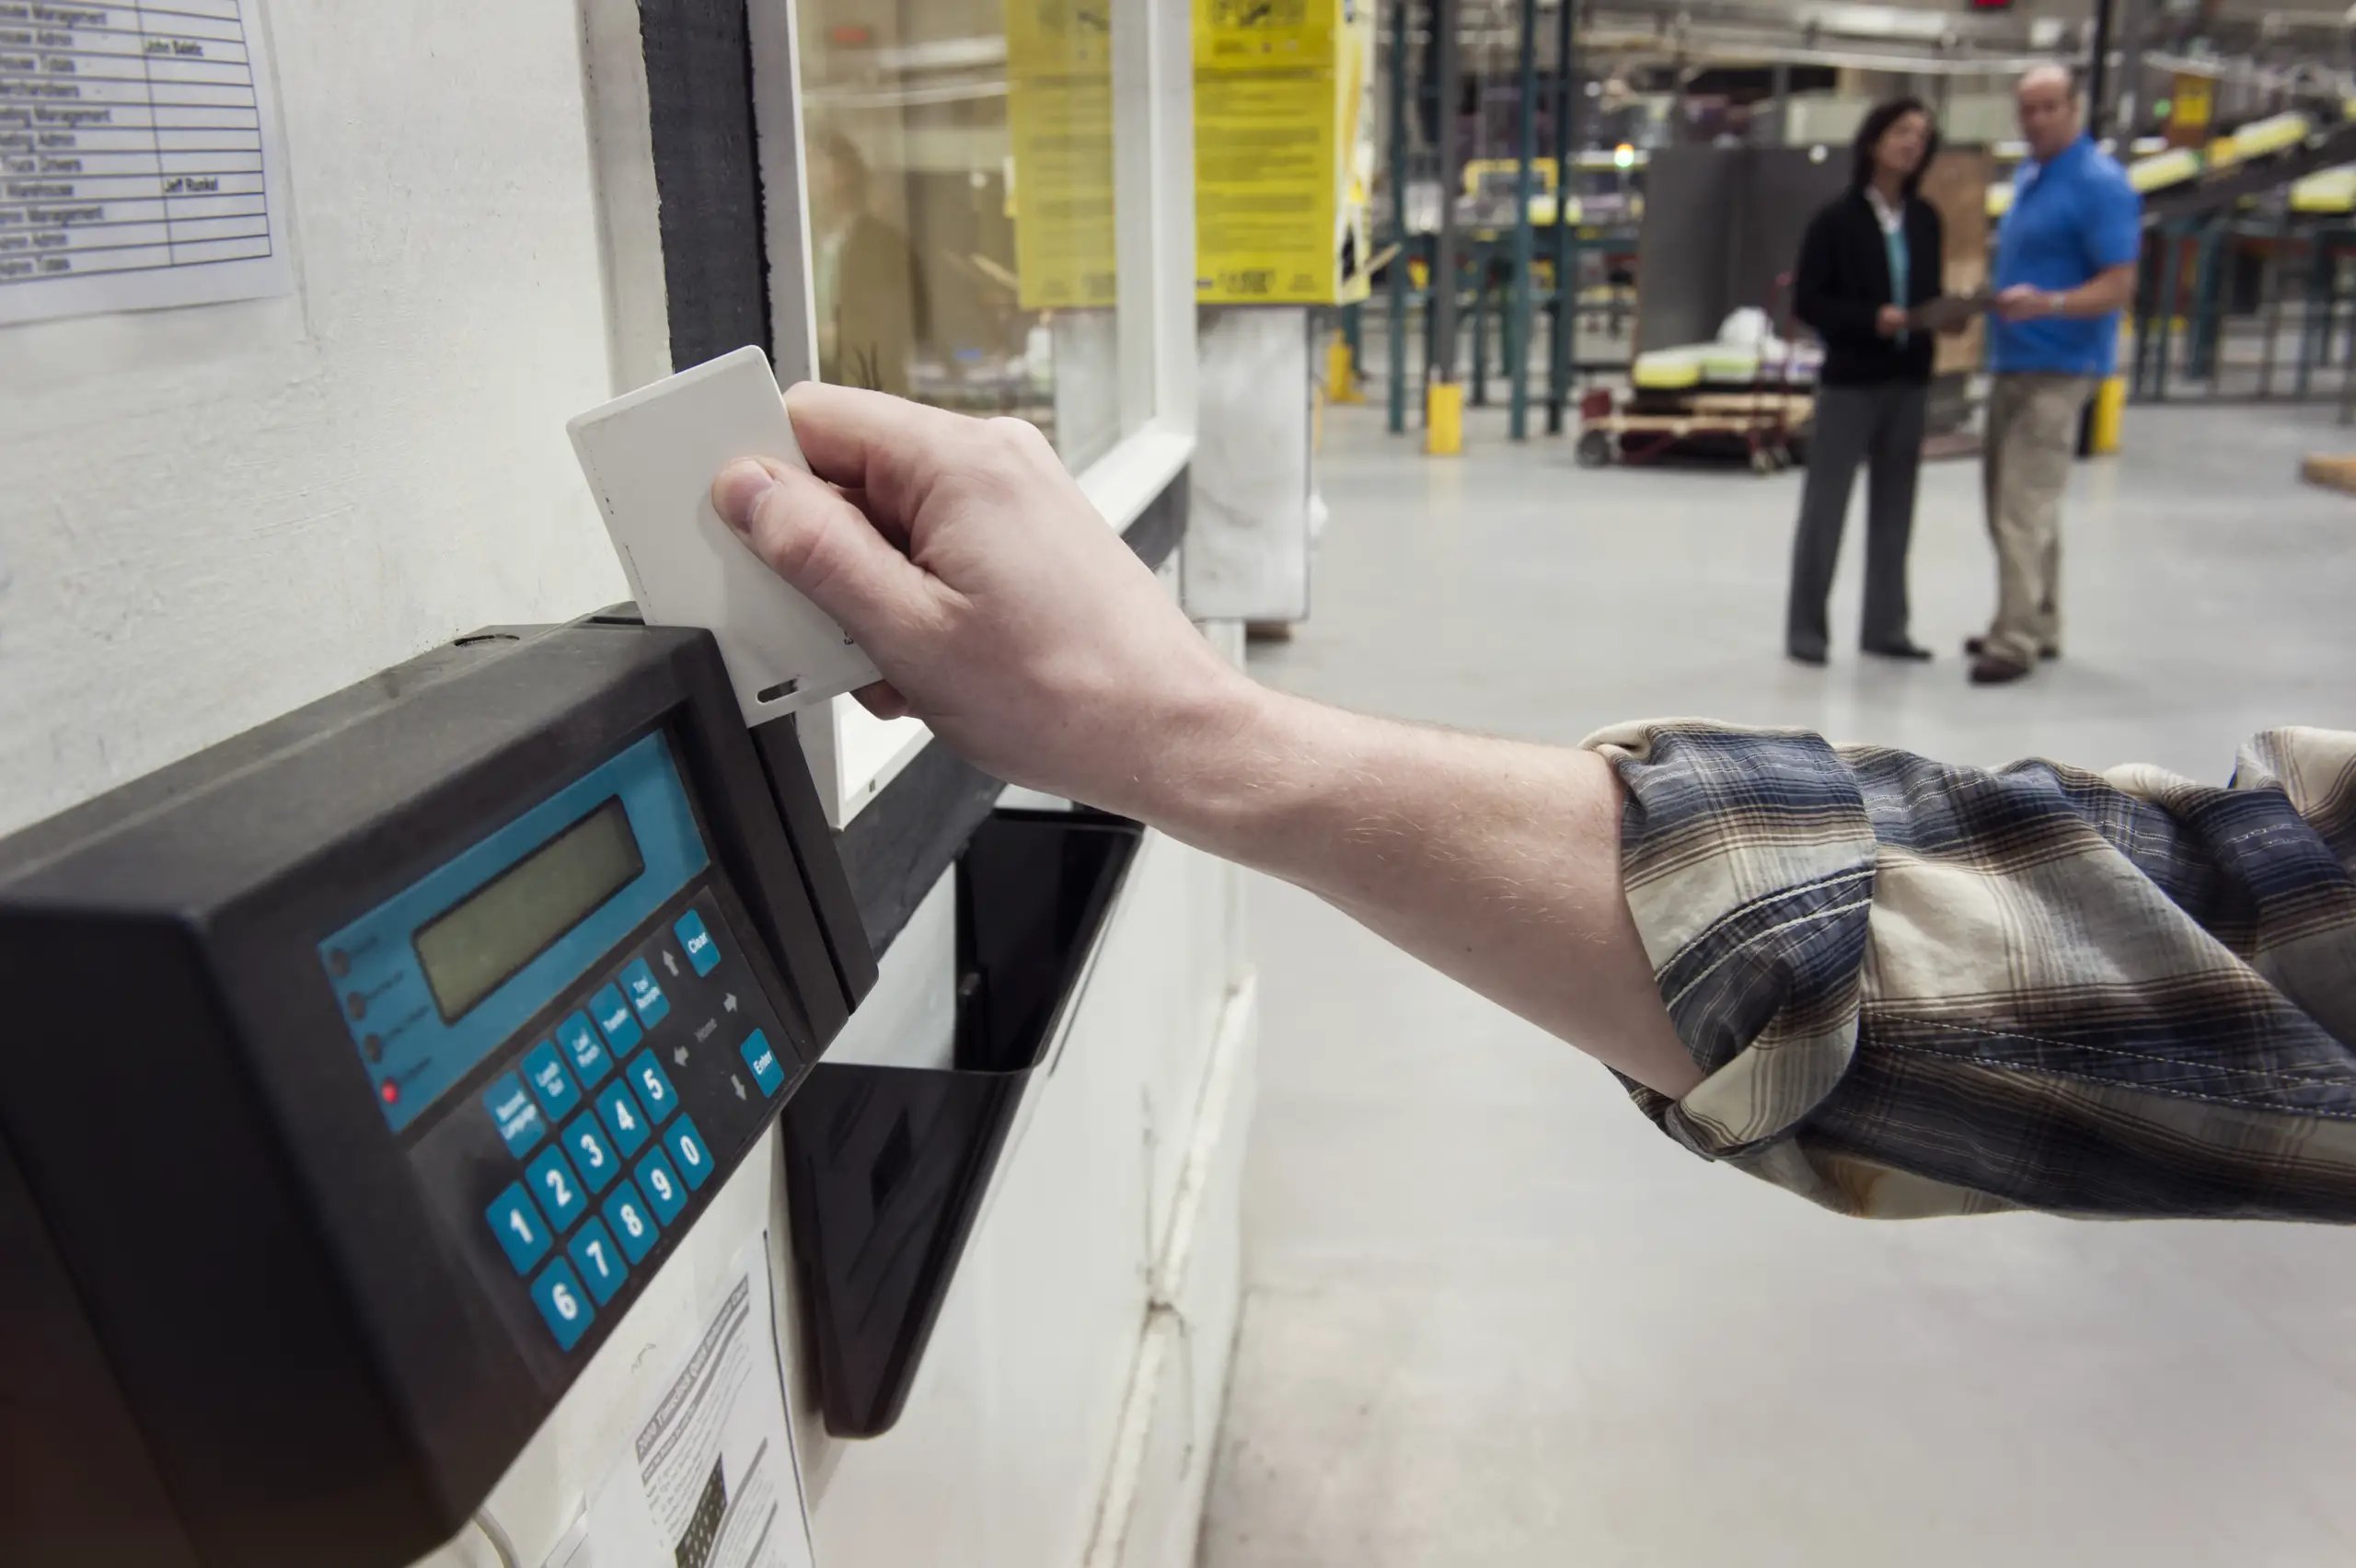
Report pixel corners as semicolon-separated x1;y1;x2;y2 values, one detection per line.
381;1082;399;1104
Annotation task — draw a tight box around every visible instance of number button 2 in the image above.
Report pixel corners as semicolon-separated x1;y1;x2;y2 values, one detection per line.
525;1146;586;1232
602;1180;661;1264
566;1217;629;1306
593;1079;652;1158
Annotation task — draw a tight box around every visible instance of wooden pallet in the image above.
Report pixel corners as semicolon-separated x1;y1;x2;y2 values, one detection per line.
2299;454;2356;496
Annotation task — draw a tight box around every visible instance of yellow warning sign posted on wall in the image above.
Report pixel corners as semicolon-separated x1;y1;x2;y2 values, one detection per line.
1195;0;1374;306
1007;0;1117;312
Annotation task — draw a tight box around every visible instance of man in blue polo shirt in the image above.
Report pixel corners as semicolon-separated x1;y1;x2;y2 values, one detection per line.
1967;65;2142;686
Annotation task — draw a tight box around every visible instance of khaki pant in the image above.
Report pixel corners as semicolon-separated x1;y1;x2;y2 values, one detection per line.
1981;373;2096;667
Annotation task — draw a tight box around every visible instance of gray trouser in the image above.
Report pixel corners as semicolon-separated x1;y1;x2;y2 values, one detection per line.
1981;372;2096;666
1786;380;1929;653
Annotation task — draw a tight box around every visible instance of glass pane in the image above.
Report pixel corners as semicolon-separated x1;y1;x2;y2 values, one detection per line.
797;0;1122;472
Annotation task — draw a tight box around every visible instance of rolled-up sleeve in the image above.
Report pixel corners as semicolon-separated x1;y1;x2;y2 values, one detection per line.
1584;721;2356;1222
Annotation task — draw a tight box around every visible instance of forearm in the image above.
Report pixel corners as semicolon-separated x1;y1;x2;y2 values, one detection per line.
1132;685;1701;1098
2052;264;2136;317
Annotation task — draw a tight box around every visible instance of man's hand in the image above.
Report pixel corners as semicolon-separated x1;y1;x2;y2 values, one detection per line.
1995;282;2053;322
710;384;1253;821
710;386;1701;1098
1875;304;1907;338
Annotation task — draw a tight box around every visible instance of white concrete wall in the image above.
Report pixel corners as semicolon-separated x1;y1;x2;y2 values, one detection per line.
0;0;627;837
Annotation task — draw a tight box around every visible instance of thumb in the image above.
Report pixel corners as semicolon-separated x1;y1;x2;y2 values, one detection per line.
711;457;939;654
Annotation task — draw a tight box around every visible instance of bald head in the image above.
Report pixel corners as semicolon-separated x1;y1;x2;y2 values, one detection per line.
2016;65;2081;161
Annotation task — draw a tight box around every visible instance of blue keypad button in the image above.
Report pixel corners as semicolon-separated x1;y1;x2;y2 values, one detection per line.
560;1114;620;1194
484;1182;551;1275
520;1041;580;1121
674;909;722;976
567;1218;629;1306
525;1145;587;1233
555;1010;613;1089
593;1078;652;1158
602;1180;661;1263
738;1029;784;1097
481;1072;547;1157
626;1051;679;1126
620;957;670;1028
666;1114;714;1193
590;984;642;1054
636;1148;689;1226
529;1259;595;1350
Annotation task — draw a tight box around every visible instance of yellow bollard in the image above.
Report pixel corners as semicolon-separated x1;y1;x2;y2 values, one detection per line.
1425;379;1464;455
1326;332;1363;405
2088;316;2131;455
2088;374;2126;455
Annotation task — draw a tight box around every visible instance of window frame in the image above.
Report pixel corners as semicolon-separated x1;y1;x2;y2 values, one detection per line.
749;0;1197;827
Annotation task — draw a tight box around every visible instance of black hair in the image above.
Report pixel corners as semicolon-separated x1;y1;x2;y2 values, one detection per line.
1850;98;1939;199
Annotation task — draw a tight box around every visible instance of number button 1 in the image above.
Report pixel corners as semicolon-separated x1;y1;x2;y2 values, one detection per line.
602;1180;661;1264
525;1145;586;1232
529;1259;595;1351
593;1078;652;1158
626;1052;678;1127
566;1217;629;1305
562;1115;620;1195
484;1182;550;1274
636;1148;688;1226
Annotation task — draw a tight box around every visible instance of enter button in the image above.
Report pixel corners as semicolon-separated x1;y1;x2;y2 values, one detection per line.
738;1029;783;1097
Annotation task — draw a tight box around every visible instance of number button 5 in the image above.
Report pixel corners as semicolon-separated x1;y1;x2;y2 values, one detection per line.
626;1052;678;1127
525;1146;586;1233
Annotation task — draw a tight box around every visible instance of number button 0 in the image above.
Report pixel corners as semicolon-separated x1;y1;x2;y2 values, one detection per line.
602;1180;661;1264
562;1115;620;1195
524;1145;586;1232
566;1217;629;1305
529;1259;595;1350
593;1079;652;1158
484;1182;550;1274
668;1114;713;1193
636;1148;689;1226
626;1052;678;1127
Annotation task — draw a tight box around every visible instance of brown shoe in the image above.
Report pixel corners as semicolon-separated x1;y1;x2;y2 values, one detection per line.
1969;653;2033;686
1963;636;2059;661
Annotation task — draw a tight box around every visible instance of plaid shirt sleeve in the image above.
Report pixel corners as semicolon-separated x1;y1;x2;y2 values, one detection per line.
1584;721;2356;1222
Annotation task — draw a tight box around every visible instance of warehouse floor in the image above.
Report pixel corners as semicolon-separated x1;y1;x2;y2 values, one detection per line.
1201;397;2356;1566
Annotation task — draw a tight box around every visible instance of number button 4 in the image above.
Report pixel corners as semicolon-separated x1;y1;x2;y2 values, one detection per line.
529;1259;595;1350
593;1079;652;1158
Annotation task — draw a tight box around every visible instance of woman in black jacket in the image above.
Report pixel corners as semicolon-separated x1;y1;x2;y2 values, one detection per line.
1785;98;1947;665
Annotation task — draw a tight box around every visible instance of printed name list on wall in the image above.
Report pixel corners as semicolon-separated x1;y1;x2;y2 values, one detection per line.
0;0;292;326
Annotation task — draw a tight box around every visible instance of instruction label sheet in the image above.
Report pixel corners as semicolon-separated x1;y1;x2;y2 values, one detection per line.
544;1233;817;1568
0;0;294;325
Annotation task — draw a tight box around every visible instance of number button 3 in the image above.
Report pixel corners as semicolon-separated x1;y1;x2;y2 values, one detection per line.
562;1115;620;1195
